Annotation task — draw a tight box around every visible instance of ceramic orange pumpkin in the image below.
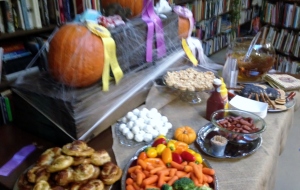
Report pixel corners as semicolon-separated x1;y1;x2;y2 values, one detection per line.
48;24;104;88
102;0;143;17
174;126;196;145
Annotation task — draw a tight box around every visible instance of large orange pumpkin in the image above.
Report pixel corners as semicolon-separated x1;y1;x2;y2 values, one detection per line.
48;24;104;88
102;0;143;17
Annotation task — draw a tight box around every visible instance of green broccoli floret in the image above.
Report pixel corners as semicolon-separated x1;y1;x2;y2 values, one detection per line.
161;183;173;190
173;177;196;190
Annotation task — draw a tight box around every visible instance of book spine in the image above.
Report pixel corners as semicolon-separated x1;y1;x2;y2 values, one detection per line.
1;96;12;122
62;0;71;22
58;0;65;23
42;0;50;25
25;0;34;29
31;0;42;28
0;96;7;124
13;0;25;30
3;50;32;61
19;0;31;29
1;0;16;33
38;0;46;26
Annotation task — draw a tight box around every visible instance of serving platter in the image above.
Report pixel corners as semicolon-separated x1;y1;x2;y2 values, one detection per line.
197;123;263;159
268;98;295;113
13;165;113;190
121;145;219;190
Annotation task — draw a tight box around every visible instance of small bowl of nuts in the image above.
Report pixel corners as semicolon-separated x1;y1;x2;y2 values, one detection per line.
210;109;266;144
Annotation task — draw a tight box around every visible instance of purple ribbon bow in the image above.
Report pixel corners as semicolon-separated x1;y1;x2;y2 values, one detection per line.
142;0;166;62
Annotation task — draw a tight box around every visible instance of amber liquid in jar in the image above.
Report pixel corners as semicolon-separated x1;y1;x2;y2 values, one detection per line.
232;52;275;82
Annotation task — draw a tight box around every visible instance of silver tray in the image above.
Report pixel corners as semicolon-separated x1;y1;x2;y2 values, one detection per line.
197;123;263;159
13;166;113;190
121;145;219;190
268;98;296;113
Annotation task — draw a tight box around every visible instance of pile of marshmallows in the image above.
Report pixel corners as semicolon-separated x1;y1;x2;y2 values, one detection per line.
118;108;172;142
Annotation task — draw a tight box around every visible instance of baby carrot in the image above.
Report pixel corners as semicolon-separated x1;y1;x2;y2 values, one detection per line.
137;159;148;170
170;161;185;171
145;185;160;190
128;165;142;174
132;182;141;190
136;171;146;186
184;165;193;173
169;168;177;177
157;168;170;176
167;175;179;186
126;178;134;185
175;170;188;178
150;166;166;174
157;173;167;188
190;162;203;184
142;175;159;187
190;172;200;187
181;161;188;166
202;167;215;175
126;184;135;190
204;174;214;183
138;151;147;160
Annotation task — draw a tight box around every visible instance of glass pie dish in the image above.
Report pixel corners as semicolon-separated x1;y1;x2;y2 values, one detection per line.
162;67;216;104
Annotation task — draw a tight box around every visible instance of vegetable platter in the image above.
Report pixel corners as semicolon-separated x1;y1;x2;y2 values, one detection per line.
121;136;218;190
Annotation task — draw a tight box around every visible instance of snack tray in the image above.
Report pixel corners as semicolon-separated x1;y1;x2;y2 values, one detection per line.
13;166;113;190
197;123;263;159
121;145;219;190
268;98;295;113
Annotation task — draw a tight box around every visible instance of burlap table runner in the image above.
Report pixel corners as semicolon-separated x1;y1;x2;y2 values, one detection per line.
112;85;299;190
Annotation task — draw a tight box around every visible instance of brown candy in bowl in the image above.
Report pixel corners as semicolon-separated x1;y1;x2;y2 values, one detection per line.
210;109;266;144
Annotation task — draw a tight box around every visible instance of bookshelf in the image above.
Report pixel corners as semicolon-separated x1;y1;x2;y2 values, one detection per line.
260;0;300;74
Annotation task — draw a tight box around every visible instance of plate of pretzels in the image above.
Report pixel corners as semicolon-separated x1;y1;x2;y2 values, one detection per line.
14;140;122;190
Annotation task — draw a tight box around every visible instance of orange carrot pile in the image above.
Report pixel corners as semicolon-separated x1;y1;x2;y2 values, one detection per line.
125;158;215;190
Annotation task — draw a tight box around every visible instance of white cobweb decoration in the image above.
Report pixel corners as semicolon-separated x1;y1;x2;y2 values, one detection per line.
11;1;222;142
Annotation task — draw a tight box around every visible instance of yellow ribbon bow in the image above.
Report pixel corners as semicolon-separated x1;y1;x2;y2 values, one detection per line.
86;22;124;91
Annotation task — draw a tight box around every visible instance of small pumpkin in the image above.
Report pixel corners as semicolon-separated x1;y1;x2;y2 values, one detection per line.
174;126;196;145
102;0;143;17
48;24;104;88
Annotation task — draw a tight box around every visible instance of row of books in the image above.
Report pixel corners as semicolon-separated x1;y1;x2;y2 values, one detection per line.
261;1;300;29
193;0;231;22
239;8;253;25
196;13;233;41
262;26;300;57
275;55;300;74
200;32;231;55
0;37;46;82
0;0;102;34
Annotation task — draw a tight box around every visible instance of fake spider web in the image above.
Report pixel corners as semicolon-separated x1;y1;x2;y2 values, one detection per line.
11;2;223;142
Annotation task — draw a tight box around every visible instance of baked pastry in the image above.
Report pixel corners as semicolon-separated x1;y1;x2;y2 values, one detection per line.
79;179;105;190
73;163;96;182
90;149;111;166
53;167;74;186
99;162;122;185
62;140;95;157
72;156;91;166
32;180;51;190
36;147;62;166
47;155;74;173
27;165;50;183
18;173;34;190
